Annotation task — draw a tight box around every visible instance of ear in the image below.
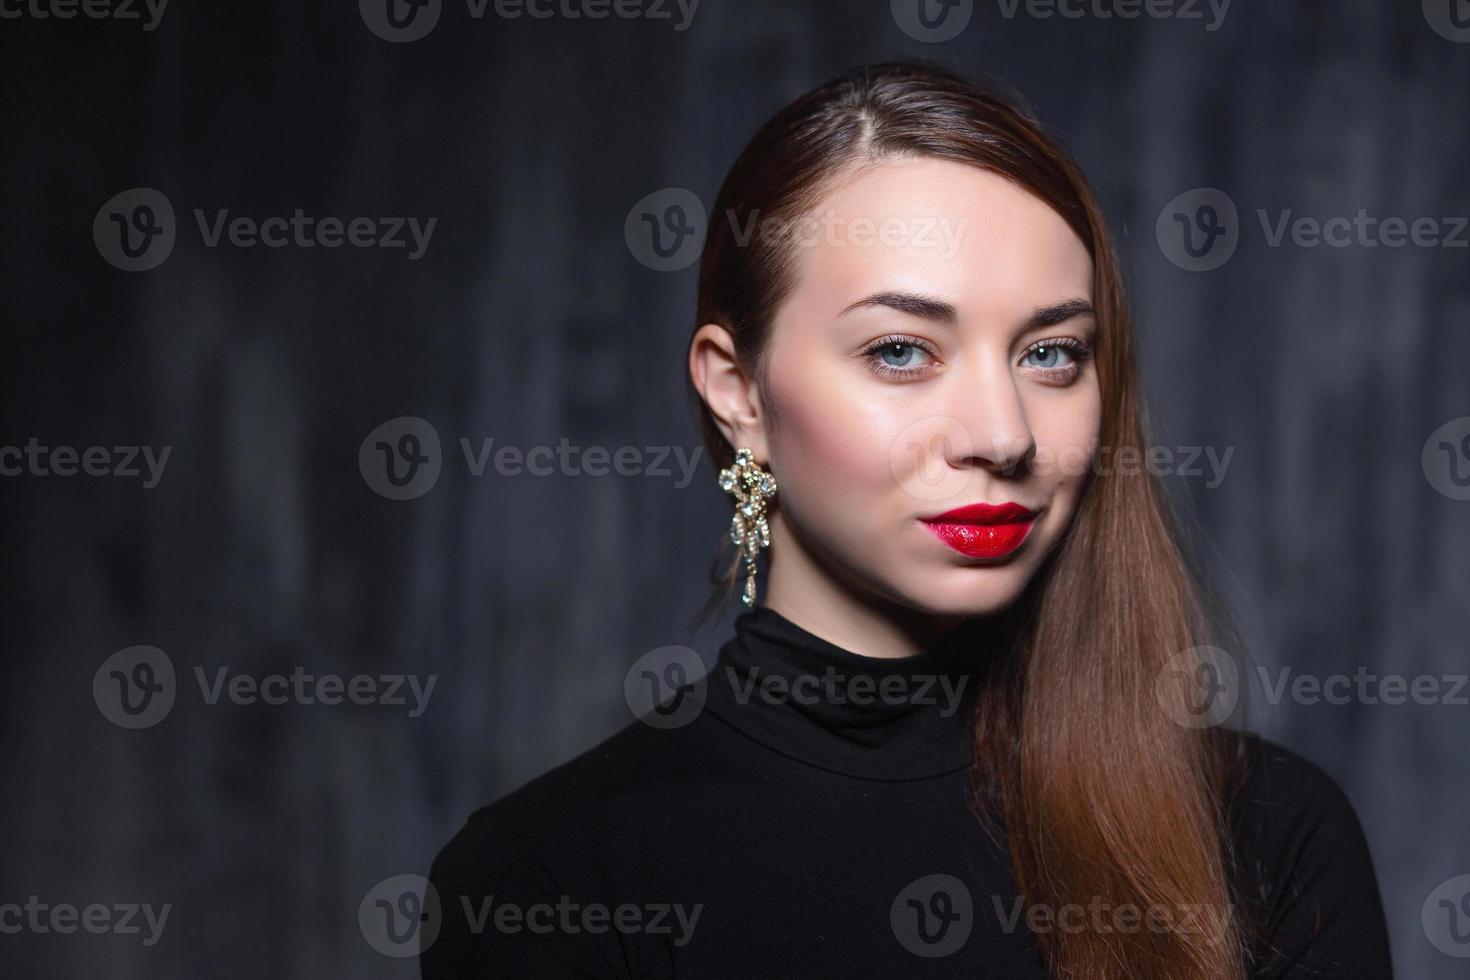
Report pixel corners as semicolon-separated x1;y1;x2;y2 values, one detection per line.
688;322;771;463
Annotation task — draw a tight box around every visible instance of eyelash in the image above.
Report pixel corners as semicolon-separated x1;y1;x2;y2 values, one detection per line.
860;334;1095;382
860;335;940;379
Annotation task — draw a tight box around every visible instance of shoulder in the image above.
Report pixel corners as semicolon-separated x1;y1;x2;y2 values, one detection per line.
1217;729;1394;979
1224;729;1363;833
429;702;745;890
433;713;693;867
422;716;718;977
460;718;670;827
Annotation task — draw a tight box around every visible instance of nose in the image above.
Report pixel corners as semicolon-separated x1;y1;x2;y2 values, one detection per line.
943;356;1036;477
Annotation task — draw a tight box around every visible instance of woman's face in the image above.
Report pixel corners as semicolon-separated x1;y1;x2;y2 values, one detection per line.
751;157;1101;621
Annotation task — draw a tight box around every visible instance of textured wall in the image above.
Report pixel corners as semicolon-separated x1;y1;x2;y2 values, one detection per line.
1;1;1466;976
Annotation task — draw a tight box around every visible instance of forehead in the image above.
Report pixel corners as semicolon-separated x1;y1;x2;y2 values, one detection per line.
781;156;1094;321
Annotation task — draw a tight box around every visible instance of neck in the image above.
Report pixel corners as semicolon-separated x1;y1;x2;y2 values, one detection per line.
704;601;997;780
762;510;972;660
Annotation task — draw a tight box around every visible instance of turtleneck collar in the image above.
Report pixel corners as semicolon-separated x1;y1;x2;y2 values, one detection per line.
701;604;996;781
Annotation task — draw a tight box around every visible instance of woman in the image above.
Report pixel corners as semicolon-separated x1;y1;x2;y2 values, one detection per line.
423;61;1392;979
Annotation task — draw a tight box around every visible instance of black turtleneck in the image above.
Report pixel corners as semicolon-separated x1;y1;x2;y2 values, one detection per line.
421;605;1393;978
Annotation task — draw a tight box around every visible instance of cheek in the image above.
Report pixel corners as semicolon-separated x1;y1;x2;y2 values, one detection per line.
763;363;902;517
1025;383;1102;489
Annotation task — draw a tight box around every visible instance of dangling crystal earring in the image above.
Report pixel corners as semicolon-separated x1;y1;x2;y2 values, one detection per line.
718;447;778;607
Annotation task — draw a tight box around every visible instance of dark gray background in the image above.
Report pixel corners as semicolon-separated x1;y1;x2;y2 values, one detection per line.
2;0;1467;976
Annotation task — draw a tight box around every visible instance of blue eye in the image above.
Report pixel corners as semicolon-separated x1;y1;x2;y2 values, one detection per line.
1024;344;1071;369
878;342;924;367
1020;338;1094;380
863;335;937;378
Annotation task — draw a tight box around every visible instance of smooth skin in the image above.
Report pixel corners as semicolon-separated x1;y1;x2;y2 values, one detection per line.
691;157;1101;659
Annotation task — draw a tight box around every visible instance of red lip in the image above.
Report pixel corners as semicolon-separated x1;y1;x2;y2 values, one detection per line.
922;502;1037;524
919;502;1039;559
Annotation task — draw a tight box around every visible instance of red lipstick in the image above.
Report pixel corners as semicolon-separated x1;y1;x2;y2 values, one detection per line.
919;502;1038;560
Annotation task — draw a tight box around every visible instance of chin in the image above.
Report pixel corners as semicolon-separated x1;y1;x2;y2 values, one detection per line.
889;564;1034;620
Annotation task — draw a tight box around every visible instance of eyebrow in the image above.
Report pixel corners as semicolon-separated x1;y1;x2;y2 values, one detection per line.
838;290;1095;330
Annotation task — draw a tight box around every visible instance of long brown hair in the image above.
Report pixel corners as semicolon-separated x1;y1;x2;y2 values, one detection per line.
685;60;1251;979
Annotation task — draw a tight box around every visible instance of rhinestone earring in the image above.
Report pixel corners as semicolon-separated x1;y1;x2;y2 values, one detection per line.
718;447;778;607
